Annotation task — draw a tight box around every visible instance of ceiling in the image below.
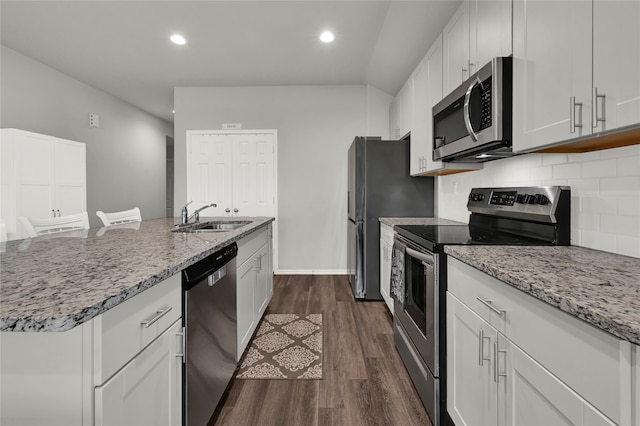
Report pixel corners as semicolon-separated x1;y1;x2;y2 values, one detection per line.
0;0;461;124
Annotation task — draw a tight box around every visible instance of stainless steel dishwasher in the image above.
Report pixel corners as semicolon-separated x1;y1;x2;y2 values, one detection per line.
182;242;238;426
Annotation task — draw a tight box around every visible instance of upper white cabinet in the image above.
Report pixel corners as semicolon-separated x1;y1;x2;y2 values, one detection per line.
187;131;275;218
411;34;482;176
512;0;640;153
390;80;413;140
0;128;86;240
443;1;512;97
592;0;640;133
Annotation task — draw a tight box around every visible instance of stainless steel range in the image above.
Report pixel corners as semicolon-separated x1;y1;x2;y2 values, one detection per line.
391;186;571;426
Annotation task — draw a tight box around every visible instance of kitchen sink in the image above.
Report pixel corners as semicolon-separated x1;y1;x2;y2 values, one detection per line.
173;220;251;233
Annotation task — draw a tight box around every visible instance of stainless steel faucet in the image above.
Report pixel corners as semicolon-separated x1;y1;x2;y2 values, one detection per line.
181;202;217;225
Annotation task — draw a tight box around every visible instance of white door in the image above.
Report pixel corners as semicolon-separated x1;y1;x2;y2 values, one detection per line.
512;0;592;152
94;320;182;426
447;293;498;426
53;138;86;217
15;131;54;222
232;133;275;218
500;334;615;426
188;133;233;216
443;1;471;95
593;0;640;132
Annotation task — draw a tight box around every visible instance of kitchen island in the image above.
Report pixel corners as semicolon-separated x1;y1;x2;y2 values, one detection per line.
0;216;274;426
0;216;274;332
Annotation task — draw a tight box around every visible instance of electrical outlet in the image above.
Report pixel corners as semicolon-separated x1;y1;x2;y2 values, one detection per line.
89;113;100;128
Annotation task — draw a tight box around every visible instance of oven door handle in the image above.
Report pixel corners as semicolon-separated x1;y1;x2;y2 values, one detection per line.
405;246;434;265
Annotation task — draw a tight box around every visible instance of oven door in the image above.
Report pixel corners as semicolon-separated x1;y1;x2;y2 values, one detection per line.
396;242;439;376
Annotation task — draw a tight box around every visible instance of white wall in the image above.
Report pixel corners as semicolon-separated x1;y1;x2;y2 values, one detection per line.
437;145;640;258
174;85;389;273
0;46;173;228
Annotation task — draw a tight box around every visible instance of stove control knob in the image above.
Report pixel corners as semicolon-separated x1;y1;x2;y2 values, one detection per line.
469;193;484;202
534;194;549;205
515;194;525;204
523;194;534;204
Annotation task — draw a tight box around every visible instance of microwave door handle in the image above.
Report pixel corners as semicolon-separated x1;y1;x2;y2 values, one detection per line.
464;76;482;142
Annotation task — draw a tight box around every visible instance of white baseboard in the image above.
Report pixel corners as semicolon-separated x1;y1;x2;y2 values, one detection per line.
275;269;348;275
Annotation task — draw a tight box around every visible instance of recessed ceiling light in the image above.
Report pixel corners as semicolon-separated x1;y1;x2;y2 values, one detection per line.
170;34;186;45
320;31;335;43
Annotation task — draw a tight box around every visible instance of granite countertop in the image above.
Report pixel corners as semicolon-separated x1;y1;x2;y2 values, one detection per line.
444;245;640;345
0;216;274;332
379;217;466;227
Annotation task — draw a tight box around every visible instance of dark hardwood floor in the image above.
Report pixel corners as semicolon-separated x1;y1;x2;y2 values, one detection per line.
212;275;431;426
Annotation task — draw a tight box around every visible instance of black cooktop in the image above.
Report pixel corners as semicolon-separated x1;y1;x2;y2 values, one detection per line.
395;224;553;252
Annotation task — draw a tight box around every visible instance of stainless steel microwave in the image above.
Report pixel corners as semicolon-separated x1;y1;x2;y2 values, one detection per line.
432;57;514;163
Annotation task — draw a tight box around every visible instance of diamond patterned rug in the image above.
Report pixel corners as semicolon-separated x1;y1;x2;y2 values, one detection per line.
236;313;323;380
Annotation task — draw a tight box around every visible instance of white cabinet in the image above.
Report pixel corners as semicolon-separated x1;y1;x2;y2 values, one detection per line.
448;294;616;426
411;34;482;176
187;131;275;218
447;257;633;425
512;0;639;153
389;98;400;140
0;128;86;240
592;0;640;133
379;223;394;314
236;225;273;360
443;1;471;96
634;344;640;424
0;273;183;426
391;81;413;140
443;1;512;97
94;320;182;426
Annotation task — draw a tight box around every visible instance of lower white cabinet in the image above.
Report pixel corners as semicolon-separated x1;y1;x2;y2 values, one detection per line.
379;223;394;314
236;224;273;360
448;294;615;426
95;320;183;426
447;257;633;425
0;273;182;426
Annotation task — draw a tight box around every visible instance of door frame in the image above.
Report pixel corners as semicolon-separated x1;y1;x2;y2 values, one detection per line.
186;129;279;273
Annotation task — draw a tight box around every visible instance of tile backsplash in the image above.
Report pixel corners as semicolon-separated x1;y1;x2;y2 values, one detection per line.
437;144;640;258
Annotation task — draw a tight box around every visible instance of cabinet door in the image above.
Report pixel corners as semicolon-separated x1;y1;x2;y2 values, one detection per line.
188;133;234;216
237;256;256;360
443;1;471;96
512;0;592;152
379;239;393;313
410;55;430;175
53;138;86;217
500;335;615;426
232;133;275;217
447;293;498;426
389;98;400;139
254;243;270;318
94;320;182;426
593;0;640;132
471;0;512;70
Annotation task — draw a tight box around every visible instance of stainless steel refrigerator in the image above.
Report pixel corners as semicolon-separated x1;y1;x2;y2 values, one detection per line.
347;136;434;300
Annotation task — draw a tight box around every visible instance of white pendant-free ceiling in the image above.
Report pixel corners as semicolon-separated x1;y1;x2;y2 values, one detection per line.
0;1;461;123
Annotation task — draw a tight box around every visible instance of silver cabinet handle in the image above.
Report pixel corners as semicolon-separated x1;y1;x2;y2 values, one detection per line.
140;306;173;328
175;328;185;362
494;342;507;382
463;77;482;141
570;96;583;133
233;208;239;213
478;329;491;366
476;297;506;316
592;87;606;128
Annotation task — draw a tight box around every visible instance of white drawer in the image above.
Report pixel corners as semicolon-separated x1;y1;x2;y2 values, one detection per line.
93;273;182;384
380;223;395;245
237;226;268;266
448;257;631;424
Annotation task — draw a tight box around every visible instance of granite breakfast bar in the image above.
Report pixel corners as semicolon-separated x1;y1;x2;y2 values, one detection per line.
0;216;274;426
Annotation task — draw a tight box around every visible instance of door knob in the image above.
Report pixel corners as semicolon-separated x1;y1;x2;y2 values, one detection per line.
225;208;230;213
233;208;239;213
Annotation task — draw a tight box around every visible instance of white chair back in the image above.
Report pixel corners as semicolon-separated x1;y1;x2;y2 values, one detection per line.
18;212;90;238
96;207;142;226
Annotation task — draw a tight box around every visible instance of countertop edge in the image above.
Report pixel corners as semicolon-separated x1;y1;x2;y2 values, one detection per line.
1;218;274;332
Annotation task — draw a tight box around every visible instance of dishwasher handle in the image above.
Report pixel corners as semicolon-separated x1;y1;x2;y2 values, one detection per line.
207;265;227;287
